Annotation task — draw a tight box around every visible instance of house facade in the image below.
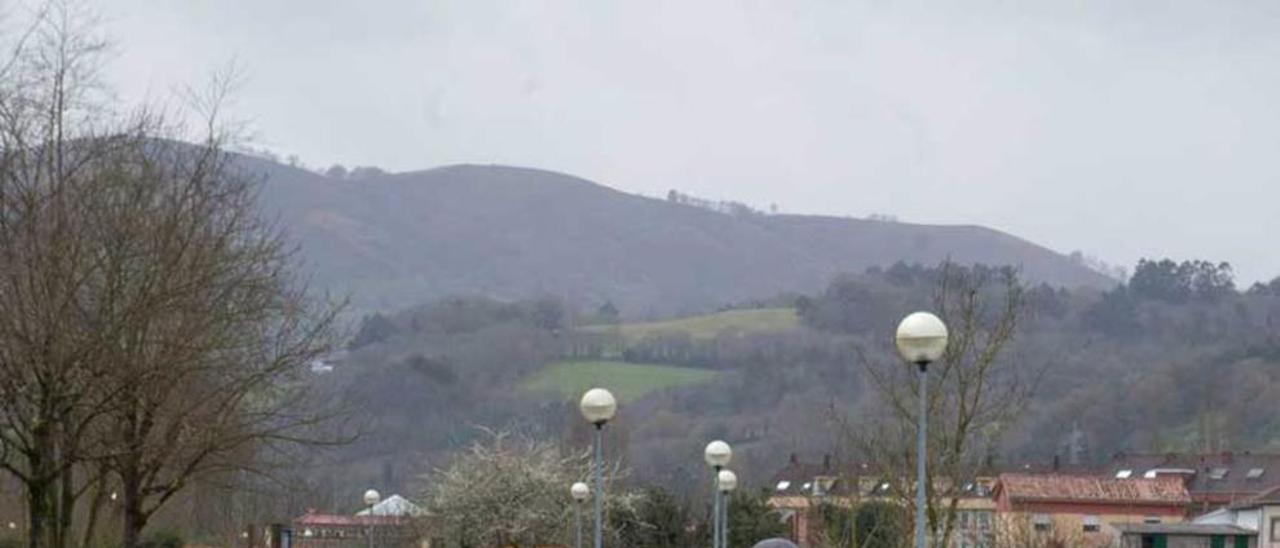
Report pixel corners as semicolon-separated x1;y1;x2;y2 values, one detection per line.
992;473;1191;546
766;455;999;548
1193;485;1280;548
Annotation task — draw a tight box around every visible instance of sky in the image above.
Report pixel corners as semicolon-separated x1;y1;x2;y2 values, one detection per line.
94;0;1280;283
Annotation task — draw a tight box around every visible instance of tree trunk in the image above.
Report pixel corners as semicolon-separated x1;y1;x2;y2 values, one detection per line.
121;459;147;548
28;422;58;548
55;460;72;548
81;464;108;548
27;481;55;548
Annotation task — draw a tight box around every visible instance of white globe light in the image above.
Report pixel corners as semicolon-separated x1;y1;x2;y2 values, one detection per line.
579;388;618;425
571;482;590;502
895;312;948;365
704;440;732;468
363;489;381;506
717;469;738;492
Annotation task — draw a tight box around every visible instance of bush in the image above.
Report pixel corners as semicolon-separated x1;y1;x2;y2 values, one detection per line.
140;530;185;548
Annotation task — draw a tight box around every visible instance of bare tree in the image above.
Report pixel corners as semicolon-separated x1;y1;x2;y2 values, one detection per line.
89;126;342;547
0;2;129;546
989;514;1104;548
1;4;345;547
424;429;643;548
836;263;1034;548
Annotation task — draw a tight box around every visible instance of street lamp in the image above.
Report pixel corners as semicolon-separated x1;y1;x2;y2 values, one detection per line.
571;482;590;548
717;470;738;548
895;312;948;548
363;489;381;548
704;440;732;548
580;388;617;548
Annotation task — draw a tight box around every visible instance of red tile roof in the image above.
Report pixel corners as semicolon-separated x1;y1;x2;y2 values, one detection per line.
293;511;405;527
996;473;1190;505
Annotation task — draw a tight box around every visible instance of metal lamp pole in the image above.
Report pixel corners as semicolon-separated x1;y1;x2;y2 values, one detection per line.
915;361;928;548
704;441;732;548
895;312;948;548
713;469;721;548
580;388;617;548
717;470;737;548
362;489;380;548
571;482;589;548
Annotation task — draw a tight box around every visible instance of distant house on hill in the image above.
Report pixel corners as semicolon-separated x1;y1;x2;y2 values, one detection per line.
1107;452;1280;513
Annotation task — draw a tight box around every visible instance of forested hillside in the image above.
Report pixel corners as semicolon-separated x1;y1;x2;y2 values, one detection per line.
312;259;1280;506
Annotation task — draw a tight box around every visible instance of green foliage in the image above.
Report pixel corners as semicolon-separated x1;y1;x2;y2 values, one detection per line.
1129;258;1235;303
726;489;788;548
521;361;718;402
139;530;185;548
854;501;907;548
816;503;857;548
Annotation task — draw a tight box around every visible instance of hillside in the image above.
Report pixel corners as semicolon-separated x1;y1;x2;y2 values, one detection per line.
246;159;1115;315
581;308;800;341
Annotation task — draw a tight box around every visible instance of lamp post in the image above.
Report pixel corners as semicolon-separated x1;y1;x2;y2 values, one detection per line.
362;489;381;548
571;482;590;548
704;440;732;548
717;470;737;548
895;312;948;548
580;388;617;548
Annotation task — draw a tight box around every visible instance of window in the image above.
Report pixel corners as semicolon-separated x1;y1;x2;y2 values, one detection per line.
1083;515;1100;533
1116;469;1133;479
1247;468;1265;479
976;512;992;530
775;481;790;491
1209;467;1229;480
1144;516;1162;524
958;511;971;530
1271;517;1280;542
1033;514;1051;532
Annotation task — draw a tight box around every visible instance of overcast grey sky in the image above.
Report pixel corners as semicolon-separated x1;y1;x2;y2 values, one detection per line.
100;0;1280;283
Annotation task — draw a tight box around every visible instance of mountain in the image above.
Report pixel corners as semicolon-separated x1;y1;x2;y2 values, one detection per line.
247;159;1115;315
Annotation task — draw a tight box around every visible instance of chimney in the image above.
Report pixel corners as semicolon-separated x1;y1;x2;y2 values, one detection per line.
1053;455;1060;472
823;454;832;471
789;453;798;465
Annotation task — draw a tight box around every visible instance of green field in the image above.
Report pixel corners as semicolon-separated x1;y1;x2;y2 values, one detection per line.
521;360;719;402
583;307;799;341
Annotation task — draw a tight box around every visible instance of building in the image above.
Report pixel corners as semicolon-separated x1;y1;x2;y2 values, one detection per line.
992;473;1191;546
1107;452;1280;514
1193;485;1280;548
766;455;999;548
767;455;865;546
1112;523;1256;548
291;494;433;547
291;512;416;547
